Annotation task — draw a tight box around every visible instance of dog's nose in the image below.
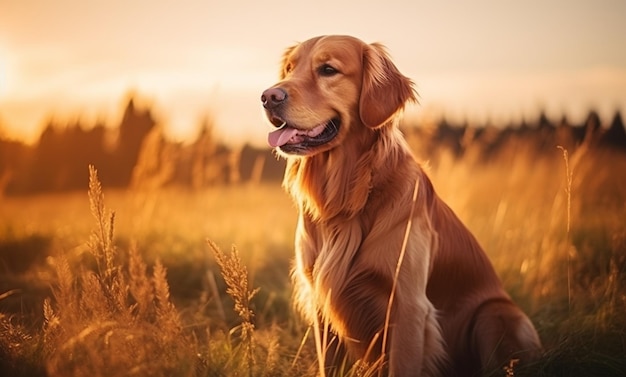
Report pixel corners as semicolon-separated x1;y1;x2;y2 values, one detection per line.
261;87;287;109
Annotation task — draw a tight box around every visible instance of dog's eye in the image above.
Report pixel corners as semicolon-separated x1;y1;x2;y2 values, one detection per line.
318;64;339;76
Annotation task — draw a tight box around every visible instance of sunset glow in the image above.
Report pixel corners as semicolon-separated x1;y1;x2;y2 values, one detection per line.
0;44;11;98
1;0;625;145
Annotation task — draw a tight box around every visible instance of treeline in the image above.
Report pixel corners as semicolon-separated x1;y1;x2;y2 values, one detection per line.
404;109;626;166
0;98;286;195
0;95;625;196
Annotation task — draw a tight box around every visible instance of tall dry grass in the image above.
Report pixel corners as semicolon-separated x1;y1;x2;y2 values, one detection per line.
1;136;625;376
208;241;261;376
35;166;295;377
42;165;195;377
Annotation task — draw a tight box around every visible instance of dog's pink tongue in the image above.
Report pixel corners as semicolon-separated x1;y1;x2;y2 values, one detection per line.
268;127;299;147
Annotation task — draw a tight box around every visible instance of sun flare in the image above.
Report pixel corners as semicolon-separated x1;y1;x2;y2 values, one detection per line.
0;45;12;98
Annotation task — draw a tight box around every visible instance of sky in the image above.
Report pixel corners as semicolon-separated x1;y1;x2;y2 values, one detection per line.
1;0;625;145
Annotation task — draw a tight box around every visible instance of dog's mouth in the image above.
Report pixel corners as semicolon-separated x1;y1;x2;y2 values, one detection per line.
267;117;340;154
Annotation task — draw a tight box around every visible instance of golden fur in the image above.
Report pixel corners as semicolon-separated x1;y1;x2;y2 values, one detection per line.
261;35;541;377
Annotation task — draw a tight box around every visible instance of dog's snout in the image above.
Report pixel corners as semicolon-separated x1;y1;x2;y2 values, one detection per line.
261;87;287;109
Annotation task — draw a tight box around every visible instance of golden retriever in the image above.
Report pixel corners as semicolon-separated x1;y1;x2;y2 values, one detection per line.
261;35;541;377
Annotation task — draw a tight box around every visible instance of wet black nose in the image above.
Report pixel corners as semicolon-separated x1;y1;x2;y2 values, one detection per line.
261;87;287;109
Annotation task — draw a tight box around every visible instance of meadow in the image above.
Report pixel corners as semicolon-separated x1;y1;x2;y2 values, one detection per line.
1;133;625;376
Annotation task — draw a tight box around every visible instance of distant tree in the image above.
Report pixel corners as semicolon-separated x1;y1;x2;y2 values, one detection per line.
554;115;578;152
29;121;64;191
61;121;108;190
582;110;602;147
0;135;31;196
433;117;466;158
114;98;156;186
600;111;626;150
18;119;109;192
537;111;553;130
526;111;557;154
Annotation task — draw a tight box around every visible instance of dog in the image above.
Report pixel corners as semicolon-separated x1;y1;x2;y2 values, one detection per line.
261;35;541;377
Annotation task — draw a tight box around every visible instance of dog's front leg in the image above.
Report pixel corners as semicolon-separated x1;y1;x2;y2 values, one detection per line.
385;220;447;377
388;294;445;377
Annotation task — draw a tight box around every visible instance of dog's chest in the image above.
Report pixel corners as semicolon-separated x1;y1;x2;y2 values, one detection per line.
300;217;365;293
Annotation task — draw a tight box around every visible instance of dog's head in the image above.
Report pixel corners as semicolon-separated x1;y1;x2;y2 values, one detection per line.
262;35;416;156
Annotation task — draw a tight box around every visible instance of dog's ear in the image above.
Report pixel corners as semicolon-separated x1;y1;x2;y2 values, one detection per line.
279;44;298;80
359;43;417;128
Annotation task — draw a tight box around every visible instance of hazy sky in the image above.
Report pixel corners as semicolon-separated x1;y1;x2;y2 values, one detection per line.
1;0;625;145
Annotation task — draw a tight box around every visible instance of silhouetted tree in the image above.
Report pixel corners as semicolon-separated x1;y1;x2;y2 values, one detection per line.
3;86;622;195
600;111;626;150
0;135;31;195
532;111;557;153
29;121;64;191
554;115;578;152
61;121;108;190
16;119;110;192
535;111;553;133
433;117;466;158
114;98;156;186
581;110;602;147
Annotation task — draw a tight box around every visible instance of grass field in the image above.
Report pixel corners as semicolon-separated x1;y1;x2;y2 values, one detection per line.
1;142;625;376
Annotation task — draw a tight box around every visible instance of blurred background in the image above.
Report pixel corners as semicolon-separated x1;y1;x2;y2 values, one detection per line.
0;0;625;194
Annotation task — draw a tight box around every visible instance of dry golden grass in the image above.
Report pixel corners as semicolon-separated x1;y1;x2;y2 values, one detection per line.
208;241;260;375
0;141;625;376
42;166;195;377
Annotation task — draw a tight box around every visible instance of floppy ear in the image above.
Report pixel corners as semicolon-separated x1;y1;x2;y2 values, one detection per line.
359;43;417;128
279;44;297;80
